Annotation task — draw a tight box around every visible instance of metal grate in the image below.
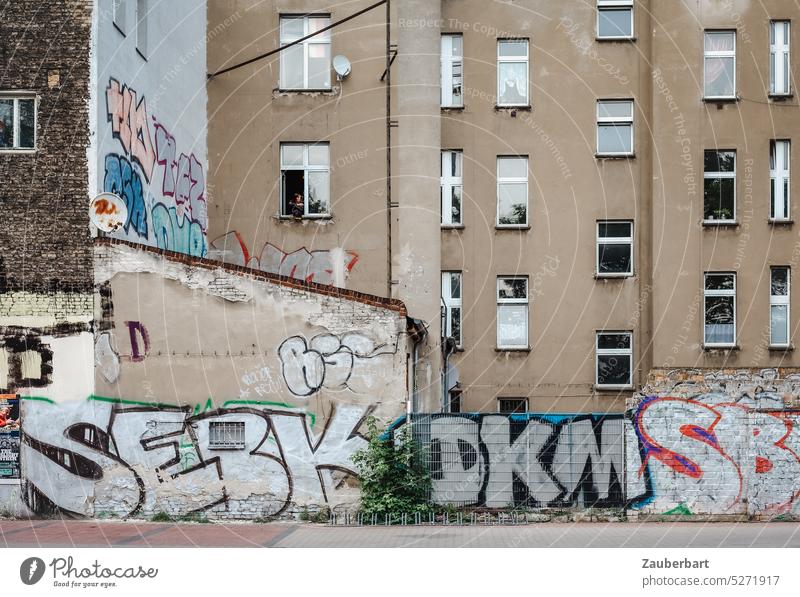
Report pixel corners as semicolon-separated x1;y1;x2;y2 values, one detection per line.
208;421;246;449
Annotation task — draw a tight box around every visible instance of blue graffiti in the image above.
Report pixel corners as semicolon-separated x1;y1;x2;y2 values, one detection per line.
151;203;206;257
103;154;148;237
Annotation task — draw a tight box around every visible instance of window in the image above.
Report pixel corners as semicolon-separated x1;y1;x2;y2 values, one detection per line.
136;0;148;58
441;150;463;226
770;21;791;96
597;221;633;276
704;273;736;346
497;39;529;106
449;389;462;413
770;267;791;347
596;100;634;155
596;332;632;388
280;143;330;217
442;272;462;347
441;34;463;107
496;156;528;226
498;398;528;414
497;277;528;349
771;140;790;221
280;15;331;90
0;95;35;150
704;150;736;222
704;30;736;99
208;421;246;449
597;0;633;39
113;0;126;33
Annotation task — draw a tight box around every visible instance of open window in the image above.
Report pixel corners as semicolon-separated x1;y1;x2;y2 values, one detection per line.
280;143;330;218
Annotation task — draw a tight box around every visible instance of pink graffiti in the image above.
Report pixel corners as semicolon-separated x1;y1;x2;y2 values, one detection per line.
634;396;800;514
106;79;156;180
209;231;359;286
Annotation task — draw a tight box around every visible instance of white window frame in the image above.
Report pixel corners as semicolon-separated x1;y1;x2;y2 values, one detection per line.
441;150;463;226
496;39;529;107
771;140;791;221
596;99;634;156
703;272;737;347
279;143;331;218
596;0;634;40
595;331;633;389
703;150;737;224
770;20;791;96
113;0;126;34
496;156;529;228
704;30;736;100
441;34;463;108
208;421;246;450
496;276;529;350
596;220;633;277
0;93;37;152
279;15;332;90
497;398;528;414
770;267;791;347
442;271;463;348
136;0;148;58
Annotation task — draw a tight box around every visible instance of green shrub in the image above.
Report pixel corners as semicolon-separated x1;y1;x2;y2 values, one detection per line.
150;512;173;523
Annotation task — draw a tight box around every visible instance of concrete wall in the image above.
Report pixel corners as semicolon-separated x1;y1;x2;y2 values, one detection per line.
97;0;208;257
2;240;411;519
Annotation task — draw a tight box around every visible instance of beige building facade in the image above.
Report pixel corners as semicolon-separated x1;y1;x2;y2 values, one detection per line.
207;0;800;415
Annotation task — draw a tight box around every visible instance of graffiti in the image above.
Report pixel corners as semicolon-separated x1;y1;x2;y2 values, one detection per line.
628;394;800;515
19;397;369;518
414;413;633;508
278;333;396;397
103;154;147;237
151;203;206;256
123;322;150;362
106;79;156;180
239;366;281;400
209;231;358;287
0;330;55;390
94;333;120;384
103;78;207;257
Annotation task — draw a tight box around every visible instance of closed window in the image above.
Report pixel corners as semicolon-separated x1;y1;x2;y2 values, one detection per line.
208;421;246;450
596;332;632;388
770;140;790;221
498;398;528;414
704;150;736;222
497;39;529;106
770;21;791;96
597;221;633;276
497;156;528;227
596;100;633;155
136;0;148;57
442;271;462;347
704;273;736;346
441;150;463;226
704;30;736;99
770;267;790;347
280;15;331;89
441;34;463;107
497;277;528;349
280;143;330;217
449;389;462;414
597;0;633;39
0;95;36;150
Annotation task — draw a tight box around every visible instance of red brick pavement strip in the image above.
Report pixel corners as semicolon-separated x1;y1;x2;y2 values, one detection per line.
0;520;298;548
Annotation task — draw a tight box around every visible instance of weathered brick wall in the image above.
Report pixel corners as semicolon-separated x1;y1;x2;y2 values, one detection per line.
626;369;800;517
0;0;93;296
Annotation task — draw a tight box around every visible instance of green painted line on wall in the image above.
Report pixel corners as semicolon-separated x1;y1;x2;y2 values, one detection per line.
88;394;178;410
19;396;57;404
222;400;316;427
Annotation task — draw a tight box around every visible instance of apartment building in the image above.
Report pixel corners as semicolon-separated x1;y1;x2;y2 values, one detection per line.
206;0;800;415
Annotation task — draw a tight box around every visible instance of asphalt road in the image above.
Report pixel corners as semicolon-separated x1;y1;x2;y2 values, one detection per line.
2;519;799;548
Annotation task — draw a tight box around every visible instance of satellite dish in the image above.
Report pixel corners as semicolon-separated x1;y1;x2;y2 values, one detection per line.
90;192;128;233
333;55;352;80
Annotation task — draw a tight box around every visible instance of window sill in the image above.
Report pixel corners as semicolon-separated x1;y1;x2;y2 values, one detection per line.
0;148;36;154
768;218;793;226
136;48;147;62
277;215;333;222
495;225;530;231
702;344;740;352
703;96;738;104
768;93;793;101
208;446;246;451
595;153;635;160
495;347;531;353
441;105;466;111
595;36;637;43
594;273;634;279
768;344;794;352
595;385;633;392
276;88;336;95
113;22;126;37
702;220;738;228
441;224;465;230
494;105;532;112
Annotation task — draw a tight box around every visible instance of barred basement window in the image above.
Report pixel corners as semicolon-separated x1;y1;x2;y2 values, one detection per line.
498;398;528;414
208;421;246;450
